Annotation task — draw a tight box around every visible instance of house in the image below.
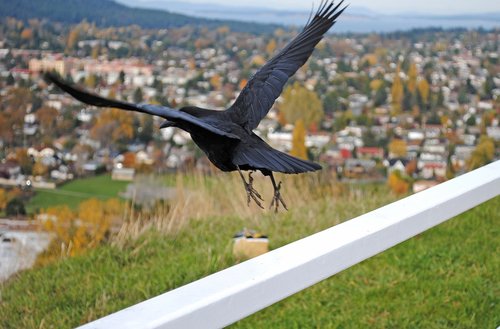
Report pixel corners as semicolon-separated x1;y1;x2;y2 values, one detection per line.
120;177;175;208
0;162;21;179
384;158;410;175
344;159;377;179
407;130;425;142
422;126;442;138
112;167;135;181
356;147;384;161
451;145;475;172
413;180;439;193
487;127;500;141
136;150;154;166
50;165;74;181
348;94;369;116
422;139;448;154
419;162;447;180
306;132;331;149
82;162;102;174
320;147;351;169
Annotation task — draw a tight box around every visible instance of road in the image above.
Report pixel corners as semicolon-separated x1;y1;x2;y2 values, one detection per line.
0;219;52;282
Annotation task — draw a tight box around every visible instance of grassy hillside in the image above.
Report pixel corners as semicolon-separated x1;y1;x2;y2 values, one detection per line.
27;175;129;213
0;171;498;328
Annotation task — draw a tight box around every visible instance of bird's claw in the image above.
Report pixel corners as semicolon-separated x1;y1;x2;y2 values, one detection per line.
270;181;288;213
242;171;264;209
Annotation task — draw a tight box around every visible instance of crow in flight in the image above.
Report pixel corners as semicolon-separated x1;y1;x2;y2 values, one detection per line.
46;1;347;212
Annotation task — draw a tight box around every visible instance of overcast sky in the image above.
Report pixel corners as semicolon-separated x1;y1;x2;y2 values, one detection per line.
139;0;500;15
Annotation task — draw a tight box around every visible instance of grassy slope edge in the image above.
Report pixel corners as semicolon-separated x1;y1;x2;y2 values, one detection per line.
0;195;498;328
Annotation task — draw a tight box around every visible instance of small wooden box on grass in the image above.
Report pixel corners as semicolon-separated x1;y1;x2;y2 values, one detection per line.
233;229;269;260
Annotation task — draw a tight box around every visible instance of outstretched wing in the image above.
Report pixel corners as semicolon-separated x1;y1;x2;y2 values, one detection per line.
45;73;240;140
226;0;347;132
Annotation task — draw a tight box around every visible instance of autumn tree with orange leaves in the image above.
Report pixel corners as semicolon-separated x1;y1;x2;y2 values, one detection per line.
39;198;123;263
387;170;411;195
91;108;134;146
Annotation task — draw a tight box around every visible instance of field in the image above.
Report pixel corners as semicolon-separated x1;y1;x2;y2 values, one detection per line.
0;171;498;328
26;175;130;213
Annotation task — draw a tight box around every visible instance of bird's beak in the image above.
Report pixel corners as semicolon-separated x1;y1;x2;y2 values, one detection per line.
160;120;175;128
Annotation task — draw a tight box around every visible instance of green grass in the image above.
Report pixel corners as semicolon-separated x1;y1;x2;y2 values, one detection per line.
0;190;498;328
27;175;129;213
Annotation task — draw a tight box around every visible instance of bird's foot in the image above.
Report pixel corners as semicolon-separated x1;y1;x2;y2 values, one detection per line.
270;181;288;213
244;172;264;209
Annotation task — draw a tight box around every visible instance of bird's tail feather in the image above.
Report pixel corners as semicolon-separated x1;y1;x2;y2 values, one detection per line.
234;145;321;174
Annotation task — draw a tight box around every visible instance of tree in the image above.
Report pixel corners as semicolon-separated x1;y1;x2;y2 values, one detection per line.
84;74;97;88
118;70;125;84
123;152;136;168
467;136;495;171
388;139;407;158
36;106;59;135
6;73;15;85
466;115;477;127
32;162;48;177
209;74;222;91
15;148;33;175
388;170;410;195
290;119;307;160
323;90;344;114
138;115;154;144
370;79;383;92
43;205;74;249
77;199;111;249
391;65;404;115
417;78;430;108
42;198;122;259
66;27;80;50
133;87;144;103
402;86;414;112
483;75;495;99
21;28;33;40
280;82;323;159
6;198;26;217
280;81;323;129
0;188;7;211
458;86;468;105
91;45;100;59
91;108;134;146
266;38;277;57
407;62;417;94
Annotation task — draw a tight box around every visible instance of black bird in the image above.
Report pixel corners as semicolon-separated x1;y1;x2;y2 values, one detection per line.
46;1;347;212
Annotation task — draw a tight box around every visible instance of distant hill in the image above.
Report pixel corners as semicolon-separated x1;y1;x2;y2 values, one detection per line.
0;0;278;33
116;0;500;33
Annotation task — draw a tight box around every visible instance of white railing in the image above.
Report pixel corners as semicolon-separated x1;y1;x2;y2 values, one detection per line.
79;161;500;329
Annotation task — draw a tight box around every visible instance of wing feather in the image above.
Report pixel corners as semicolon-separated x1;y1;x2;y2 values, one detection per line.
45;73;240;140
227;1;347;132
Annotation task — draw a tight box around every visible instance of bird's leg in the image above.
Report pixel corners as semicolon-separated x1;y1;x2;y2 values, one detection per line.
237;166;264;209
269;173;288;213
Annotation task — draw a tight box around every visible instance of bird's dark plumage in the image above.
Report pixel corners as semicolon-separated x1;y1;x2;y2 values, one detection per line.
45;1;347;211
228;0;347;132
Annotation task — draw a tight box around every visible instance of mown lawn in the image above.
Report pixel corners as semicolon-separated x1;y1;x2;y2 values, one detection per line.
0;190;498;328
27;175;129;213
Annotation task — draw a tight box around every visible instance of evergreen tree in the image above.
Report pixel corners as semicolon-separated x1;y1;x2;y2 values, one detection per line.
133;87;144;103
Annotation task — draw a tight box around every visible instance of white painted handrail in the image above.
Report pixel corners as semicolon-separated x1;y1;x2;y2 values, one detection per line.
79;161;500;329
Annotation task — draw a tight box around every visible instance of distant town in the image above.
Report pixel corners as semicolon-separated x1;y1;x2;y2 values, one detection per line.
0;17;499;216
